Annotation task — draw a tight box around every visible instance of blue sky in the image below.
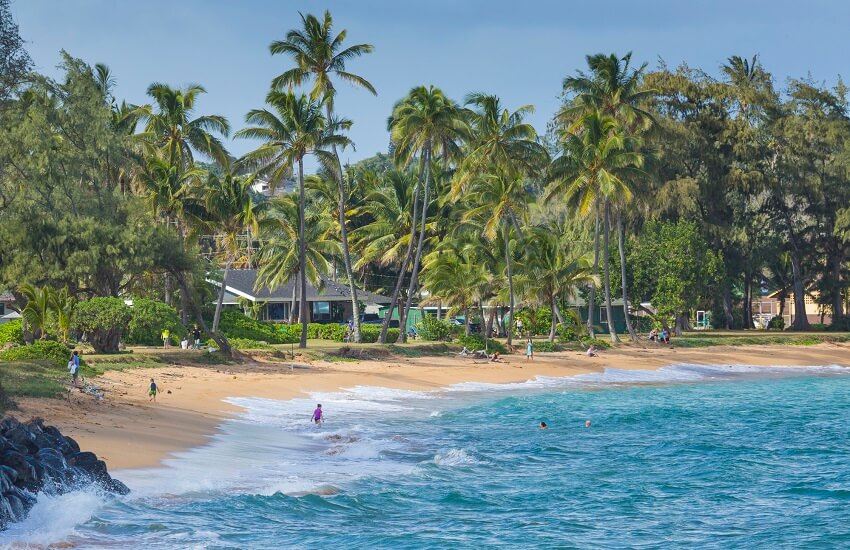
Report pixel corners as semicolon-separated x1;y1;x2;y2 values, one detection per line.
12;0;850;169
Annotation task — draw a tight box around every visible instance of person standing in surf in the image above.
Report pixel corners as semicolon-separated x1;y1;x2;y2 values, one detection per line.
311;404;323;425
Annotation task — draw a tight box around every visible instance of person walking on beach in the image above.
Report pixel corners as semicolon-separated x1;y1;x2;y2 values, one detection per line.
526;339;534;361
161;328;170;349
311;404;323;425
68;350;80;387
149;378;158;402
192;325;202;350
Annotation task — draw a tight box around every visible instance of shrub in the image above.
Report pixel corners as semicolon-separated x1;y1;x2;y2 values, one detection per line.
126;298;186;345
0;340;77;368
306;323;324;339
73;297;131;353
224;338;274;350
533;340;561;352
456;334;507;354
579;337;611;350
767;315;785;330
417;315;453;341
218;309;282;344
318;323;347;341
277;324;301;344
359;325;399;344
0;320;23;345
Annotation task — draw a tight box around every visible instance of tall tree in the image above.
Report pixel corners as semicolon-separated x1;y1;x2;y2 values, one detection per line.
386;85;465;342
270;10;375;343
237;91;349;348
0;0;31;103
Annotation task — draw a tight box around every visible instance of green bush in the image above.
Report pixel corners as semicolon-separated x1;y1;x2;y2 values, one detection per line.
533;340;561;352
514;307;552;336
359;325;399;343
767;315;785;330
213;337;274;350
126;298;186;345
417;315;453;341
318;323;347;341
306;323;324;339
219;309;283;344
579;337;611;350
0;340;78;368
276;324;301;344
0;320;23;345
456;334;507;353
73;297;132;353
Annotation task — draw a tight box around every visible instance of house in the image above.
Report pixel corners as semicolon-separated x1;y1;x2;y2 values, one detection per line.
212;269;391;324
0;294;18;325
763;287;844;327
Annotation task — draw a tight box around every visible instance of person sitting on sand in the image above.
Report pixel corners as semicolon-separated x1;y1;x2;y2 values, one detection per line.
540;421;547;429
312;404;323;425
648;328;658;343
459;346;470;356
586;345;598;357
149;378;158;402
490;352;502;362
660;329;670;344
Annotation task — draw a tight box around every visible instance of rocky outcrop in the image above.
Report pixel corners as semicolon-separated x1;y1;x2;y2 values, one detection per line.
0;417;128;529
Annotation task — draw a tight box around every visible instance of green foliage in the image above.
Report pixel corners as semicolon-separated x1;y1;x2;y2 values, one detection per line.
579;337;611;350
767;315;785;330
416;315;454;341
277;324;301;344
218;309;283;344
126;298;186;345
0;340;77;369
532;340;561;352
72;297;132;353
456;334;507;353
514;307;552;337
628;221;723;324
209;338;274;350
361;325;399;344
0;319;23;345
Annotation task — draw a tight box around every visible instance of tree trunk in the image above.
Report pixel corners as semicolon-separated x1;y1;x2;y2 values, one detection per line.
674;313;688;336
401;145;432;343
617;210;638;341
175;271;231;356
743;272;754;329
485;305;495;338
289;279;297;324
549;297;557;343
212;259;231;333
380;153;425;344
587;203;600;338
603;202;620;343
164;274;172;306
722;283;734;329
831;250;844;319
464;305;470;337
505;225;515;347
789;250;811;331
298;159;308;349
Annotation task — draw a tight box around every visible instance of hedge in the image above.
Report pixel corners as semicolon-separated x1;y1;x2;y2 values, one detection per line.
0;320;23;345
219;310;284;344
275;323;399;344
456;334;507;354
126;298;186;345
0;340;79;369
532;341;561;352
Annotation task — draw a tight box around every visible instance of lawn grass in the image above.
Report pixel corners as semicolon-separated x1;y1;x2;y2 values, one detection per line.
671;331;850;348
0;360;68;401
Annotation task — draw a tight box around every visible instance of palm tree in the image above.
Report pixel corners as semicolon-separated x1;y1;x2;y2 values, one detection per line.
452;93;548;195
255;194;341;325
548;111;644;343
133;83;230;167
518;229;596;342
559;52;654;341
460;173;530;346
421;243;487;336
270;10;375;343
199;164;264;333
236;90;349;348
19;284;51;340
50;286;76;344
386;85;466;342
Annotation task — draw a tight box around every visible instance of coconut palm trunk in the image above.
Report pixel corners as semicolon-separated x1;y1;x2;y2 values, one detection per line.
549;297;558;342
587;204;600;338
617;210;638;341
603;201;620;343
400;145;432;342
212;258;232;333
379;154;425;343
298;158;308;348
504;225;515;347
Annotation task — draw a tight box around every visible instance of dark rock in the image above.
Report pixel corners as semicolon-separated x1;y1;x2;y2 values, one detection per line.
0;416;129;530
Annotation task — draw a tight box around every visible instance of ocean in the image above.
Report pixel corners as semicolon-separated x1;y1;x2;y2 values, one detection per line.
4;364;850;548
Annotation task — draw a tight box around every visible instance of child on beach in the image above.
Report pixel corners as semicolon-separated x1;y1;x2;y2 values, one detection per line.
68;350;80;387
149;378;158;401
312;404;323;425
526;339;534;361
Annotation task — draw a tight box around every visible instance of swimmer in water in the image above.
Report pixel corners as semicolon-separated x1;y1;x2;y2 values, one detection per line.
312;404;323;425
540;421;547;429
585;420;592;428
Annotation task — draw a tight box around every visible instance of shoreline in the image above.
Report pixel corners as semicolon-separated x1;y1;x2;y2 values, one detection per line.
15;342;850;470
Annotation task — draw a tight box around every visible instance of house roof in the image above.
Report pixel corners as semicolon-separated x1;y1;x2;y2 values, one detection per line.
0;294;15;303
217;269;391;305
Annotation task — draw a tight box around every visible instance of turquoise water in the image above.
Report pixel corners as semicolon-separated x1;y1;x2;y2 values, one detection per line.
5;364;850;548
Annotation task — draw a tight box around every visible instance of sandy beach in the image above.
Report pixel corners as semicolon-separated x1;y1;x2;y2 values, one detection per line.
15;342;850;470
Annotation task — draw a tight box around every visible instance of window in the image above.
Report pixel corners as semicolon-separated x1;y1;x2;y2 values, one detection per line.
267;303;287;321
312;301;332;321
